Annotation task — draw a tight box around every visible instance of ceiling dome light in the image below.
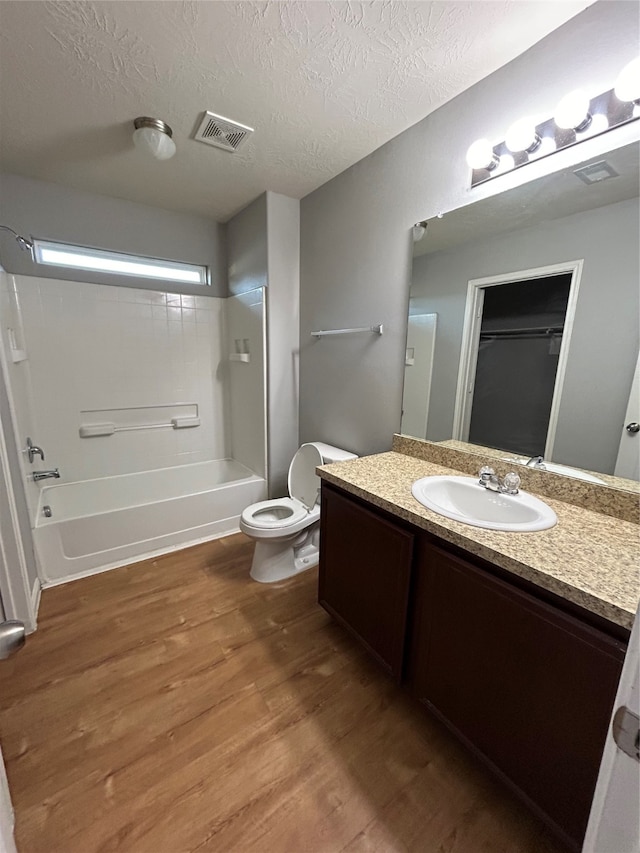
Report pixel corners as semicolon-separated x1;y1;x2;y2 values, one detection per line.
505;118;541;154
554;89;592;131
133;117;176;161
614;57;640;104
465;138;499;170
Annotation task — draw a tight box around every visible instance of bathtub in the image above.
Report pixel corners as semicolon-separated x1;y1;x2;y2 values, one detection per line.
33;459;266;585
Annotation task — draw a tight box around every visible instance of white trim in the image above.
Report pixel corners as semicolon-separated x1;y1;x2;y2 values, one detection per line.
582;601;640;851
0;273;38;630
545;260;583;458
0;744;17;853
30;577;41;618
0;397;36;632
452;260;583;458
614;351;640;479
452;283;485;441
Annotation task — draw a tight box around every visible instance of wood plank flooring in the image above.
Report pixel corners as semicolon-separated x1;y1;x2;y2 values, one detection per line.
0;534;567;852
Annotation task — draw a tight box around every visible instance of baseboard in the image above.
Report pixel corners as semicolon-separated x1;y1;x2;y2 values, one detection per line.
40;523;242;588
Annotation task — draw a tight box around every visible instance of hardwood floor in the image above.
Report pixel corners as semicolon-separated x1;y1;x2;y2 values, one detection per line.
0;534;567;852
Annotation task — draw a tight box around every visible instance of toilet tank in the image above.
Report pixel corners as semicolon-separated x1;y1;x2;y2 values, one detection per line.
306;442;358;464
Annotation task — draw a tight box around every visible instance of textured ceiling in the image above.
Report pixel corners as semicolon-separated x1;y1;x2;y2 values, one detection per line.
0;0;593;221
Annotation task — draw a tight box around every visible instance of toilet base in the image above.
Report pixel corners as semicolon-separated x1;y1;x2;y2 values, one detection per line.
249;532;319;583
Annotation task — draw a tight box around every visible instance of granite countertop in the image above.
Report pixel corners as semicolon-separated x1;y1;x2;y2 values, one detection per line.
318;451;640;630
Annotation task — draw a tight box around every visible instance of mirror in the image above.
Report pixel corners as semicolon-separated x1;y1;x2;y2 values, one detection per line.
403;140;639;484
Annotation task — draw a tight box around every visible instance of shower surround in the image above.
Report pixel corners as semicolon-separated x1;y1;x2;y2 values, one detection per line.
0;272;267;584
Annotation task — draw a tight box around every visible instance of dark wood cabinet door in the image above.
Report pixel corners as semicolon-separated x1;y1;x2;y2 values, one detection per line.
319;486;413;681
409;538;626;850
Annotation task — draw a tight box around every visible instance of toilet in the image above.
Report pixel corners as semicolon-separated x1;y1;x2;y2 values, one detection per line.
240;442;357;583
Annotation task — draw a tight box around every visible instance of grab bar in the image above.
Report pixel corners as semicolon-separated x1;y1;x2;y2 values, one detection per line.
311;324;383;338
79;403;200;437
79;417;200;437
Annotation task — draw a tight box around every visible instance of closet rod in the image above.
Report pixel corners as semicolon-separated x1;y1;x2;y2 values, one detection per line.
480;324;563;337
312;324;383;338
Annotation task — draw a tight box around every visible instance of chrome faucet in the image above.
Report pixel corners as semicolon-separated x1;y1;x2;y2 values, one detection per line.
32;468;60;482
478;466;521;496
526;455;546;469
25;437;45;463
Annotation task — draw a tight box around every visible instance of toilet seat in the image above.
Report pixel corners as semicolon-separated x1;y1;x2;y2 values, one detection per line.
241;497;308;530
240;499;320;539
287;444;324;509
240;443;324;537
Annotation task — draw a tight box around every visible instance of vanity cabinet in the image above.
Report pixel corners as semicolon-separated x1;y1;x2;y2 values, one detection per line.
318;484;413;681
410;537;626;848
318;483;628;851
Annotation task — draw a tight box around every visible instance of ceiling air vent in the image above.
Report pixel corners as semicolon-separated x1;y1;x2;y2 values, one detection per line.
194;111;254;152
573;160;619;185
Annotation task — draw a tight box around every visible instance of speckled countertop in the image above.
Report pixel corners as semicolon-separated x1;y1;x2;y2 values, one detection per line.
318;451;640;631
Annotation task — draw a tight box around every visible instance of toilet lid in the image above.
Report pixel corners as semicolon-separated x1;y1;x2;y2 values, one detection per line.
288;443;324;509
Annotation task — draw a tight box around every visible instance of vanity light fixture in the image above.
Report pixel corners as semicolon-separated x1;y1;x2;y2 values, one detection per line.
132;117;176;161
467;56;640;187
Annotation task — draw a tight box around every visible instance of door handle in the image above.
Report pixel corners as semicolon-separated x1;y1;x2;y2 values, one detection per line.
0;621;25;660
625;422;640;434
612;705;640;762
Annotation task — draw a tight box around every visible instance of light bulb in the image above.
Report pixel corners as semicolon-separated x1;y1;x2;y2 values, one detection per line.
554;89;591;131
505;118;540;153
497;153;515;173
465;138;498;170
537;136;557;156
589;113;609;134
133;126;176;160
614;57;640;103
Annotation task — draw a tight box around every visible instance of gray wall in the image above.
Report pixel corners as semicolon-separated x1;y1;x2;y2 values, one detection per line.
227;194;268;296
226;192;300;497
266;192;300;496
0;173;227;296
299;1;640;456
411;197;639;474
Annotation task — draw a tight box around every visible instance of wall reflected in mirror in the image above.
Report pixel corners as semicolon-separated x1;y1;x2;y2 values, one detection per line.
402;140;640;483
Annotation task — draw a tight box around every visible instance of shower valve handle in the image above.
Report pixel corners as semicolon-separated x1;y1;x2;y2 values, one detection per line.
26;437;45;463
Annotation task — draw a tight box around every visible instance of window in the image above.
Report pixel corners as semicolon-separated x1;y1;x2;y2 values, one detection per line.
32;240;209;285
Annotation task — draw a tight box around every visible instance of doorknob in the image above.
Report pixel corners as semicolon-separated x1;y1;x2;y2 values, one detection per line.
612;705;640;762
625;422;640;434
0;621;25;659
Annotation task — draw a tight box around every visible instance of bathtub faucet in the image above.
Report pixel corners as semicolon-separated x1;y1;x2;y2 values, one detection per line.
32;468;60;482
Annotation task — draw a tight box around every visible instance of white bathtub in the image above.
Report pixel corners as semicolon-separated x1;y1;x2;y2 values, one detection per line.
34;459;266;585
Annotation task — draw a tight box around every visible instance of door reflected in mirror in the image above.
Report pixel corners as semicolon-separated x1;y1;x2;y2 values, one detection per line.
403;140;640;484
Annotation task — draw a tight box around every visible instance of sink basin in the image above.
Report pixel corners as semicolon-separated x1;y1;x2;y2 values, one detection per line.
508;458;605;485
411;476;557;532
